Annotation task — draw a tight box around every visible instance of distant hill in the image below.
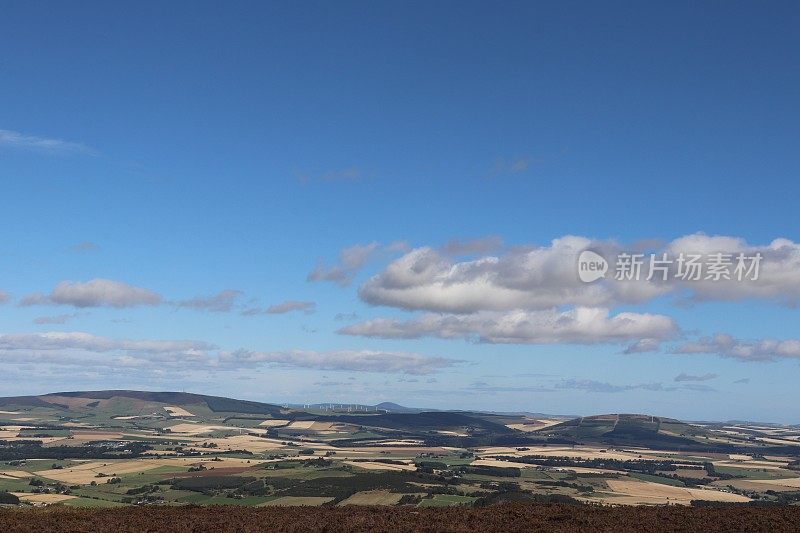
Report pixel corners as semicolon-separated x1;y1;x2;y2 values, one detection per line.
374;402;430;414
294;401;432;414
536;413;715;448
0;390;285;417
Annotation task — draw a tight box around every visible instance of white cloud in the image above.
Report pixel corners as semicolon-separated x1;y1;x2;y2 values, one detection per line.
20;279;162;308
219;349;459;375
0;129;98;155
308;242;379;286
340;307;676;345
673;333;800;362
0;291;9;304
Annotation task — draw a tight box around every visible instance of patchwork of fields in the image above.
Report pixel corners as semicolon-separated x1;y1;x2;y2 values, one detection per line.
1;391;799;509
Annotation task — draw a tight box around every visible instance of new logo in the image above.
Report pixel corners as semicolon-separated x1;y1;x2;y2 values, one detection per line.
577;250;608;283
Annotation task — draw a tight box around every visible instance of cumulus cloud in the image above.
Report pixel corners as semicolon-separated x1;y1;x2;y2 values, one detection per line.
20;279;162;308
0;129;98;155
219;349;459;375
673;333;800;362
674;372;718;382
265;300;316;314
175;290;242;312
664;234;800;304
308;242;379;286
358;234;800;313
340;307;676;345
358;238;664;313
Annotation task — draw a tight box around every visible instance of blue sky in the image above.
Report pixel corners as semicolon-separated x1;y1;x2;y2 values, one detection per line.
1;1;799;422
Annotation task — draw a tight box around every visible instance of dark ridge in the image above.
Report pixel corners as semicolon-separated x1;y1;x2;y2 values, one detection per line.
0;395;64;409
40;390;284;415
330;411;514;433
48;390;212;404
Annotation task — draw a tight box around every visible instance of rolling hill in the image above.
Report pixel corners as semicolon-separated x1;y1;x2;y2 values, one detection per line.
535;413;718;448
0;390;286;417
0;391;788;452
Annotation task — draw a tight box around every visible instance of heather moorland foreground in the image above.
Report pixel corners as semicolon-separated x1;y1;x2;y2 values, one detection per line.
2;503;800;533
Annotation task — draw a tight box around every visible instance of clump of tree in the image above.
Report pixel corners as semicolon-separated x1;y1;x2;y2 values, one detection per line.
461;465;521;478
397;494;423;505
0;491;20;505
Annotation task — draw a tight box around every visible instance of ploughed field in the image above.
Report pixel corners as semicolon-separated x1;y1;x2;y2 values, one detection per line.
2;503;800;532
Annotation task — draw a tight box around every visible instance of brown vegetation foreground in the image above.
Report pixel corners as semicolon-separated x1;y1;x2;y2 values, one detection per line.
1;503;799;533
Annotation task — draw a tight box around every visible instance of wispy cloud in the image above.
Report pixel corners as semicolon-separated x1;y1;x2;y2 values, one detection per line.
488;156;530;178
0;129;98;156
623;338;663;354
308;242;379;287
555;379;713;394
340;307;676;346
265;300;316;314
220;349;460;375
673;333;800;362
70;241;100;253
0;331;213;361
33;314;78;325
674;372;718;382
296;167;364;185
0;331;457;377
441;236;503;256
175;290;242;312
